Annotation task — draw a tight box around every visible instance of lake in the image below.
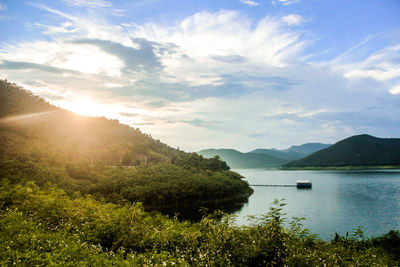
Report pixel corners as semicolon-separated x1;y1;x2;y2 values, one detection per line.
233;169;400;240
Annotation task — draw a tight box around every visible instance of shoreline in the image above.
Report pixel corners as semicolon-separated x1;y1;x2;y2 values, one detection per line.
280;165;400;170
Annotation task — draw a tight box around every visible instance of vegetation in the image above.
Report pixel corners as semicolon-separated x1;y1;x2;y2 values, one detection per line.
0;81;56;117
1;183;399;266
1;79;399;265
284;134;400;168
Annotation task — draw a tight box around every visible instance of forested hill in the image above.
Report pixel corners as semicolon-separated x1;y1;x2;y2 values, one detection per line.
0;81;57;117
198;148;288;168
0;79;252;207
283;134;400;168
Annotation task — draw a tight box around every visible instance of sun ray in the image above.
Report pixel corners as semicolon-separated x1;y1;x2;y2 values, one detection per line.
0;110;58;123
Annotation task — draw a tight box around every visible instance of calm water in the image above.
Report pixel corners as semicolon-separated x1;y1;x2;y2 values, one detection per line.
233;169;400;240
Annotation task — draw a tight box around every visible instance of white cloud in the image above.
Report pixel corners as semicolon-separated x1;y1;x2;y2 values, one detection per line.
60;0;112;8
272;0;299;6
240;0;259;7
1;6;400;151
344;68;400;81
0;41;123;77
52;45;123;76
132;10;304;87
35;22;78;35
105;83;124;88
334;43;400;96
389;84;400;95
33;4;136;46
282;14;304;26
34;4;78;21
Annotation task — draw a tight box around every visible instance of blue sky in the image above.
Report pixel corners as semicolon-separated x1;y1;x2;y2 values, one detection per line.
1;0;400;151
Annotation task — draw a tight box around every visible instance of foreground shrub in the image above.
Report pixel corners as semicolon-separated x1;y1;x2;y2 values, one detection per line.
0;181;397;266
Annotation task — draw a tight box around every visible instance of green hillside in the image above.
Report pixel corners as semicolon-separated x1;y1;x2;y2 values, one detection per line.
284;134;400;168
198;148;288;168
0;79;252;207
0;81;56;117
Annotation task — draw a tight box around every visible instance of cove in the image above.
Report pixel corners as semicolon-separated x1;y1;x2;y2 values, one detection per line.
233;169;400;240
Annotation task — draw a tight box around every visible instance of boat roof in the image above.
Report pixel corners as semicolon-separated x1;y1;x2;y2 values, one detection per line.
296;180;312;183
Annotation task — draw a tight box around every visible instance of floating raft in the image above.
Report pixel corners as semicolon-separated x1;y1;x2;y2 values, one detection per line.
250;184;296;187
250;180;312;188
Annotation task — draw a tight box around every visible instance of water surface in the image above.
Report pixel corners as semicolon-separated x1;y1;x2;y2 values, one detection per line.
233;169;400;240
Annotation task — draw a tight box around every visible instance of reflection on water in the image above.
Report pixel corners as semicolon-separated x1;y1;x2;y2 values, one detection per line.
233;169;400;240
146;196;249;222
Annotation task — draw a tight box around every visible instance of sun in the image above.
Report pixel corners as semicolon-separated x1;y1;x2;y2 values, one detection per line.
61;98;108;117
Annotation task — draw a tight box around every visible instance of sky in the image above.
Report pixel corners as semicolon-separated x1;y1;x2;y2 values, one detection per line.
0;0;400;152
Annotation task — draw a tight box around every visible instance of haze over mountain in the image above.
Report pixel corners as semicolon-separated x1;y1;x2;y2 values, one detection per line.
284;134;400;168
250;143;331;161
197;149;288;168
198;143;330;168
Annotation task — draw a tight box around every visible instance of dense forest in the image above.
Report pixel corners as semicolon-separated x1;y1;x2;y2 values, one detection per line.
1;79;399;265
284;134;400;168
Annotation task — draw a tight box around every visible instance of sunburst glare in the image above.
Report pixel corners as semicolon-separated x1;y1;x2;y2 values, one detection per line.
59;98;110;117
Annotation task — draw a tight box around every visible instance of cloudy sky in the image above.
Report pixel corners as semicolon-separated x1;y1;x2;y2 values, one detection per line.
1;0;400;152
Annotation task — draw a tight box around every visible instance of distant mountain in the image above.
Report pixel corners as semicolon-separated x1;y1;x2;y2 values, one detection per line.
250;143;331;161
284;134;400;168
249;148;299;161
197;149;288;168
198;143;331;169
283;143;332;158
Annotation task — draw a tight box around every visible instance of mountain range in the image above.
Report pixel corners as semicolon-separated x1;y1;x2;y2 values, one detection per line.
200;134;400;169
198;143;331;168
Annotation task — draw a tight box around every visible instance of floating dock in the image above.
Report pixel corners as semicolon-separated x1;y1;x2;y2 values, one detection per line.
250;184;296;187
249;180;312;189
